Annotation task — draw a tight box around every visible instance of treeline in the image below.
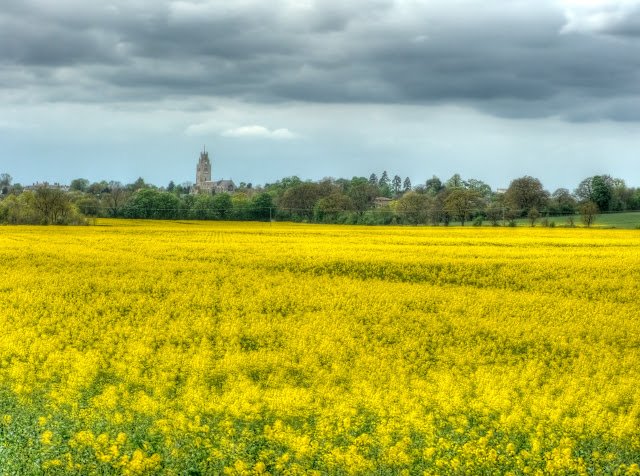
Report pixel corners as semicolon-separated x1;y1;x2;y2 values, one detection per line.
1;172;639;226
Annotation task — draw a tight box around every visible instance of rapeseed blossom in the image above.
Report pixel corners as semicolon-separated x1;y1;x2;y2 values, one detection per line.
0;220;639;474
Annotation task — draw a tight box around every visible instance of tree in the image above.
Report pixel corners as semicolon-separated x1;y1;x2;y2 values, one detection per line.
178;193;194;218
369;173;378;185
379;171;390;188
250;192;275;221
191;195;216;220
379;183;393;199
392;175;402;196
403;177;411;193
466;178;492;198
527;207;540;227
264;176;302;197
610;177;629;211
504;176;549;216
573;177;594;203
580;201;599;227
485;201;503;226
102;182;130;217
122;189;179;219
232;193;251;220
550;188;577;215
591;175;612;211
70;178;90;192
0;173;13;188
395;191;430;225
127;177;147;192
167;180;176;192
0;192;39;224
445;173;465;189
189;193;231;220
348;182;379;216
314;193;354;222
76;196;101;217
87;181;110;196
212;193;233;219
430;188;451;225
279;182;329;220
444;189;482;226
34;187;73;224
425;176;443;195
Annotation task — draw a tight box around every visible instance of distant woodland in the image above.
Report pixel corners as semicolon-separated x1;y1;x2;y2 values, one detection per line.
1;171;639;227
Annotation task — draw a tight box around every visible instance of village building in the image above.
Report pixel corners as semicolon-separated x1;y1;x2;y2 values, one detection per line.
23;182;70;192
190;148;236;195
373;196;393;208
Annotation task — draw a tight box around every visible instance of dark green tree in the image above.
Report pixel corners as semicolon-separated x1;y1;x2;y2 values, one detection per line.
279;182;328;220
212;193;233;219
348;182;378;216
127;177;147;192
425;176;443;195
70;178;90;192
403;177;411;192
591;175;612;211
122;189;180;219
0;173;12;188
314;193;354;222
379;171;390;187
191;195;217;220
550;188;577;215
392;175;402;195
0;173;11;196
250;192;275;221
379;183;393;199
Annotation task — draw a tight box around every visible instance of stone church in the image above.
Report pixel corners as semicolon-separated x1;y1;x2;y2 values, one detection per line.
191;148;236;195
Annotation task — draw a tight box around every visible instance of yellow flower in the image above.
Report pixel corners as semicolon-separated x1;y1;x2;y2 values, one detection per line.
41;431;53;445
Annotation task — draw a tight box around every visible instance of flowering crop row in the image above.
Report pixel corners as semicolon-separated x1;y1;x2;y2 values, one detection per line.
1;220;639;475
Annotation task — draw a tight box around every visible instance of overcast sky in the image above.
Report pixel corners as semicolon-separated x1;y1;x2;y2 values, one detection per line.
2;0;640;191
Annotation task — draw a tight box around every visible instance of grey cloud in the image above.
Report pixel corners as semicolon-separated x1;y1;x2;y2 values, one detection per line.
3;0;640;121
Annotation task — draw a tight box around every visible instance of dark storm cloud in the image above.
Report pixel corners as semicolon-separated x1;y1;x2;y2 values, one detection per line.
3;0;640;121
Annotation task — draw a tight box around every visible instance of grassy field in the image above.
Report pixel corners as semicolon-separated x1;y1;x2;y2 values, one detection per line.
588;211;640;228
484;211;640;229
1;220;639;475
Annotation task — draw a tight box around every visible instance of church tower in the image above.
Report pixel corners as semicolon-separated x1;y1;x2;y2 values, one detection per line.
196;146;211;184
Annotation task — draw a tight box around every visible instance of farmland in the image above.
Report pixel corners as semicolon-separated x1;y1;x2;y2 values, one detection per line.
1;220;639;475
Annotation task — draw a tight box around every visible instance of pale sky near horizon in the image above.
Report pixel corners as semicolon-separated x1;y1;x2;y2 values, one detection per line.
2;0;640;191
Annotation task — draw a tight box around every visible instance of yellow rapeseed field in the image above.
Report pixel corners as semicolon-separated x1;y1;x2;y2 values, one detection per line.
1;220;639;475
